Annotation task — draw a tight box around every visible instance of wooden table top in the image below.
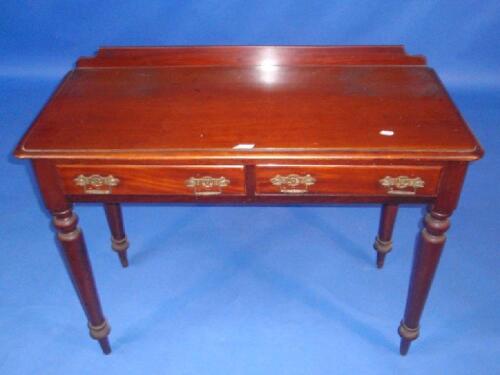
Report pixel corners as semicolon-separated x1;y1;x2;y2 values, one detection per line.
15;46;482;161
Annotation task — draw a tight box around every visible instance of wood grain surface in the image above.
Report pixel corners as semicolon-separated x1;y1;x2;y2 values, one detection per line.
15;46;482;161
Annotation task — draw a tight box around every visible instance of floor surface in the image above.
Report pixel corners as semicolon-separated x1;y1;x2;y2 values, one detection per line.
0;77;499;374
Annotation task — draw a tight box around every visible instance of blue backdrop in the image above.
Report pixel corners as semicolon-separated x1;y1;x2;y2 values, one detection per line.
1;1;499;374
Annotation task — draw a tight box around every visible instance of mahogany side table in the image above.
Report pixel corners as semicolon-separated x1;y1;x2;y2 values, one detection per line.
14;46;483;355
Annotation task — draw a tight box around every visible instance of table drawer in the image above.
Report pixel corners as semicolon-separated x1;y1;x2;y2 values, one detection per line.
255;165;442;196
57;165;245;196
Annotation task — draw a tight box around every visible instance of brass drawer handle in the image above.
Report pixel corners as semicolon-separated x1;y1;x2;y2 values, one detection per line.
74;174;120;194
185;176;230;196
379;176;425;195
270;174;316;194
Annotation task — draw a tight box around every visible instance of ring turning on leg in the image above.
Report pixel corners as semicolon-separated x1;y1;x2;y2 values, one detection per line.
104;203;130;268
398;321;420;355
373;236;393;268
374;203;399;268
88;319;112;355
111;236;129;267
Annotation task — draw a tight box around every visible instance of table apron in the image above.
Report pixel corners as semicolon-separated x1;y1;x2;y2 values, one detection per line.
66;194;435;205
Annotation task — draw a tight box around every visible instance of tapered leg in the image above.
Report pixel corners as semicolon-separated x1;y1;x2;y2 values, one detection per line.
104;203;129;268
373;203;399;268
53;208;111;354
399;207;451;355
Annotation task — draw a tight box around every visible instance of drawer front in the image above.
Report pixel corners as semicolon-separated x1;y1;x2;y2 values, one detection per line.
255;165;442;196
57;165;245;196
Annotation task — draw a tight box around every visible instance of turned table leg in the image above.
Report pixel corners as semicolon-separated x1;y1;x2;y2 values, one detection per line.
104;203;129;268
399;207;451;355
373;203;399;268
53;208;112;354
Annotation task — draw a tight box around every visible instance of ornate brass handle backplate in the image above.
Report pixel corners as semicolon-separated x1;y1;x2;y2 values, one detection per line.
270;174;316;194
379;176;425;195
74;174;120;194
185;176;230;196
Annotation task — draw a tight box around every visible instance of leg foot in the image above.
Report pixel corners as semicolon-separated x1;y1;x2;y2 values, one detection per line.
111;237;129;268
98;338;112;355
374;236;392;268
398;321;419;355
104;203;129;268
89;319;112;354
399;338;411;356
373;203;398;268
